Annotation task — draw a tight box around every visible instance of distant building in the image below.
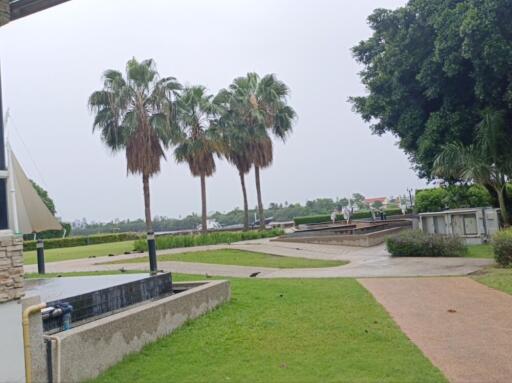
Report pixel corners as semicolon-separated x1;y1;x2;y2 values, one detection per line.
364;197;389;208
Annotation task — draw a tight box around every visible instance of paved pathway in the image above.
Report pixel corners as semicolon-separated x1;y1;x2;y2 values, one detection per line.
360;277;512;383
24;239;492;278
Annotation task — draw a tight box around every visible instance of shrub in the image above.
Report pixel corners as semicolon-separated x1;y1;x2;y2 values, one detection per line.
134;229;285;252
386;230;467;257
492;229;512;267
23;232;142;251
293;208;407;225
415;185;492;213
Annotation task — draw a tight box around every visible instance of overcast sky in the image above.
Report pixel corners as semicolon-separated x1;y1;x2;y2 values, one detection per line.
0;0;426;222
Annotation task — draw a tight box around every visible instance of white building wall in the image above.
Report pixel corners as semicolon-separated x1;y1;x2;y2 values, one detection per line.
0;300;25;382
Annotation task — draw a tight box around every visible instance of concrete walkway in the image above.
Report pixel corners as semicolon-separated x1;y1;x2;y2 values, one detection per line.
24;239;492;278
360;277;512;383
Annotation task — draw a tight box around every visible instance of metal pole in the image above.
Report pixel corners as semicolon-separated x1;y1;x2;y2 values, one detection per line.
147;232;157;274
0;65;9;230
36;239;45;274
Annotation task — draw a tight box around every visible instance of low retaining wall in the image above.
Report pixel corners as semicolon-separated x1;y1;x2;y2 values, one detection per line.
43;280;230;382
274;226;407;247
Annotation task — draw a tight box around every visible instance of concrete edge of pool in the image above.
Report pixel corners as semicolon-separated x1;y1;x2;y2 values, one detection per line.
24;280;231;383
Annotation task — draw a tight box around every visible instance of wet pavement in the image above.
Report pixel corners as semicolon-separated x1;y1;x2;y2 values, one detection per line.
24;239;493;279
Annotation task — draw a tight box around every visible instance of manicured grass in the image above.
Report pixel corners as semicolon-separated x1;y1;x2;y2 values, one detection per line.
90;277;446;383
472;267;512;295
23;241;136;265
466;244;494;259
110;249;346;269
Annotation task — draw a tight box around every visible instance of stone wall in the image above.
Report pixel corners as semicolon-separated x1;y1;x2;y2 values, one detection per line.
0;234;24;302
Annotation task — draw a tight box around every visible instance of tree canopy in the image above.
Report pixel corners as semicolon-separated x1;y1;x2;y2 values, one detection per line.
351;0;512;178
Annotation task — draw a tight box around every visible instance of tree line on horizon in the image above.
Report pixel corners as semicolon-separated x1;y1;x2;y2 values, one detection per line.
88;58;296;234
70;194;397;235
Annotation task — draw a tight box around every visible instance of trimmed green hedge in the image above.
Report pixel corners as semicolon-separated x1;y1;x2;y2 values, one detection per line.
492;228;512;267
23;232;142;252
386;230;467;257
134;229;285;252
293;208;406;226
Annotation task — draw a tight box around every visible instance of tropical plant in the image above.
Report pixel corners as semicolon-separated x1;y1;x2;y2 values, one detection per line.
213;89;253;230
88;58;181;232
226;73;296;229
173;86;220;233
433;110;512;226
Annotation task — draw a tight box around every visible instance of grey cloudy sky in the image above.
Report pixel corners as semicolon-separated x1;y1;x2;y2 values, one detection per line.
0;0;426;222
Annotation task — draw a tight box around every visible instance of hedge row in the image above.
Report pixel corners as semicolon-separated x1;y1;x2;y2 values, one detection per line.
293;208;405;226
386;230;467;257
23;232;142;251
133;229;285;252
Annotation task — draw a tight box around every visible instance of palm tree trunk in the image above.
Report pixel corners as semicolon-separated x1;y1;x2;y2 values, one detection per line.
239;170;249;231
142;174;152;232
254;165;265;230
200;173;208;234
496;185;510;227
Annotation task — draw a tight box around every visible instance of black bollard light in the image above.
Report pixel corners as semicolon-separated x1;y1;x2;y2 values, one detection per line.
36;239;45;274
147;232;157;275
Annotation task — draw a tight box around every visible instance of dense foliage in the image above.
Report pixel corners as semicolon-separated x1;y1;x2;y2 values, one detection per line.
23;232;142;252
351;0;512;179
133;229;284;252
492;228;512;267
386;230;467;257
415;185;492;213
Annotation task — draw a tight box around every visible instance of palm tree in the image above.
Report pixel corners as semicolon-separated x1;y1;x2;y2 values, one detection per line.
227;73;296;229
433;109;512;226
214;90;254;231
173;86;220;234
89;58;181;232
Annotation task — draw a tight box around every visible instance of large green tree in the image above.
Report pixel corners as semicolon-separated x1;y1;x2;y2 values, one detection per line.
173;86;220;234
89;58;181;232
351;0;512;179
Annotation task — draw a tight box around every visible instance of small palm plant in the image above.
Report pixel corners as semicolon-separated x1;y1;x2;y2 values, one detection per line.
173;86;220;233
89;58;181;232
433;109;512;226
227;73;296;229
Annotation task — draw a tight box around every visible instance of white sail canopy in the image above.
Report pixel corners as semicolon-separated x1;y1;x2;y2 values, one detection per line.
7;149;62;234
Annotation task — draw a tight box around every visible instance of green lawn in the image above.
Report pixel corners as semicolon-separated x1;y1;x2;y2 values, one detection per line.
23;241;136;265
90;276;445;383
110;249;346;269
472;267;512;295
466;244;494;259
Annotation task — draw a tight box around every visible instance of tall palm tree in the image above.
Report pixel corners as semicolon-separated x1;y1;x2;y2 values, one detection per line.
173;86;220;234
227;73;296;229
214;89;254;231
433;109;512;226
89;58;181;232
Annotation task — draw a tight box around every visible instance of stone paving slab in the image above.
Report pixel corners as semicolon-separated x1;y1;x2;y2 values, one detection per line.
359;277;512;383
